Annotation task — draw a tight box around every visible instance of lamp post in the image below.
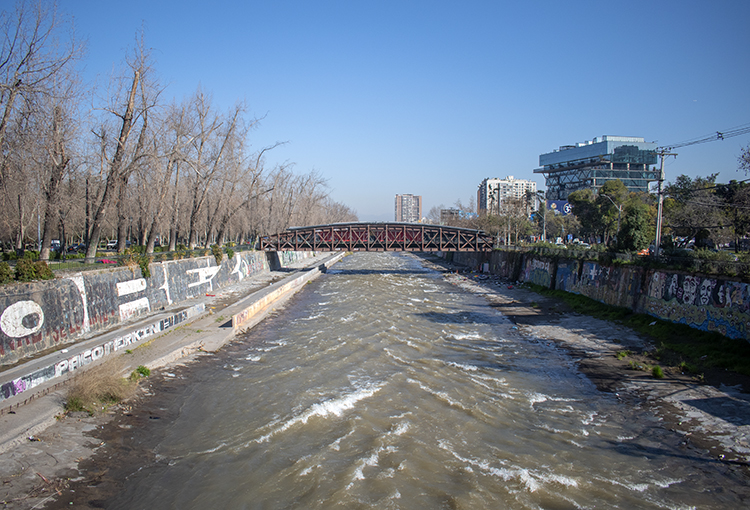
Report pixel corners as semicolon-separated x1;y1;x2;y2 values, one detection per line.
600;193;622;243
537;190;546;242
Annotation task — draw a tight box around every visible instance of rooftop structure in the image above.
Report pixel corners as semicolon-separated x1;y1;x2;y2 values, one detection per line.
534;135;658;200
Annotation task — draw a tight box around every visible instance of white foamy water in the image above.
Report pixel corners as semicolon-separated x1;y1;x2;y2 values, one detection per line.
98;252;747;510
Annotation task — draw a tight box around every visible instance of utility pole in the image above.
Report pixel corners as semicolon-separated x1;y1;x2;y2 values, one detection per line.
653;150;677;257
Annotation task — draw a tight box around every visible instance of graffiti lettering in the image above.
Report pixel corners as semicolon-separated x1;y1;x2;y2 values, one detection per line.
116;278;147;296
187;265;221;290
119;297;150;321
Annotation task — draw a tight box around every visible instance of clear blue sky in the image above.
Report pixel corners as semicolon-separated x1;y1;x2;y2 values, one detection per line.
59;0;750;221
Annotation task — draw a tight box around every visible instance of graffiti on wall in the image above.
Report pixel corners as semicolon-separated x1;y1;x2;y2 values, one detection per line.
0;307;200;403
278;251;315;267
643;272;750;339
0;251;273;364
523;259;552;288
555;261;578;292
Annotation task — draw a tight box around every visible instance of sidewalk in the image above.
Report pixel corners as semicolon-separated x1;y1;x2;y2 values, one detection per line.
0;251;343;453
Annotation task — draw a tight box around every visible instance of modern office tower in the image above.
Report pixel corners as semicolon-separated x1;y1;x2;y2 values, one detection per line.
534;135;658;200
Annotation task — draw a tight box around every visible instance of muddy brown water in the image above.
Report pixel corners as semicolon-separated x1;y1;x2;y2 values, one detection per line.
48;252;749;509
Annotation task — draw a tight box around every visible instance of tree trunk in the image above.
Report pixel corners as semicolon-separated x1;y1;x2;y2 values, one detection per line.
116;172;129;252
168;163;180;252
84;70;140;263
15;194;24;251
146;157;175;253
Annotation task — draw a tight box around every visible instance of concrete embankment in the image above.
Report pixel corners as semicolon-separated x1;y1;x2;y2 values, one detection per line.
0;251;344;453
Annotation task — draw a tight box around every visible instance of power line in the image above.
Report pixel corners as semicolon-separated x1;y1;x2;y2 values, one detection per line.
653;122;750;256
658;122;750;151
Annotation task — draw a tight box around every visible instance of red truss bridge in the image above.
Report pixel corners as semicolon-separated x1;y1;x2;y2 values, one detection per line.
260;222;495;252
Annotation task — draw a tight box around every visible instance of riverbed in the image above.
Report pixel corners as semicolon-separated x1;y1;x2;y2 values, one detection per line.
43;251;750;508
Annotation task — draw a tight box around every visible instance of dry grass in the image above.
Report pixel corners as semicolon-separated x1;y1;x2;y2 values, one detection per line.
65;359;139;415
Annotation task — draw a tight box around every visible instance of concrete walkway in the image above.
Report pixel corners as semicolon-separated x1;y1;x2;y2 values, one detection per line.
0;251;344;453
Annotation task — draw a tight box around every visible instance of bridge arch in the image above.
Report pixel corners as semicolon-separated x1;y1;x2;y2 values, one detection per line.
260;222;494;252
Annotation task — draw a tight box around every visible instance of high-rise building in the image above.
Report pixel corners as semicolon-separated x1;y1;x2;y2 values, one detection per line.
440;208;461;225
534;135;658;200
477;176;537;215
394;194;422;223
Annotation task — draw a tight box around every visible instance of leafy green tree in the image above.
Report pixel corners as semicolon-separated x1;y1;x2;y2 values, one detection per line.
618;202;650;251
597;180;628;244
568;188;601;241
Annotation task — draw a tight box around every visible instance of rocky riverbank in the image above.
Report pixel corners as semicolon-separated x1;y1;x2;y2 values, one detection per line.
424;256;750;476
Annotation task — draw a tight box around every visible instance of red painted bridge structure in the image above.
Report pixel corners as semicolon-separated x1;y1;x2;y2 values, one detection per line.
260;222;495;252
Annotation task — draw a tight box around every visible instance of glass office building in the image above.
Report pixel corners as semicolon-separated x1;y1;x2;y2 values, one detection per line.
534;136;658;200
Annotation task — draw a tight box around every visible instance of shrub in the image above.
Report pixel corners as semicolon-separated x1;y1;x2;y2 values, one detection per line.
33;261;55;280
226;247;234;260
139;255;151;278
0;262;12;283
14;258;37;281
130;364;151;381
652;365;664;379
211;244;223;265
65;362;137;415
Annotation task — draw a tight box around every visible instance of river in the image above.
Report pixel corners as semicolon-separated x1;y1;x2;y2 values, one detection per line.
51;252;748;509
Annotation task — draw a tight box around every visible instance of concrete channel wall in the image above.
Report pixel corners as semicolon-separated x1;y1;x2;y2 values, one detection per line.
0;250;320;367
0;250;335;407
443;250;750;341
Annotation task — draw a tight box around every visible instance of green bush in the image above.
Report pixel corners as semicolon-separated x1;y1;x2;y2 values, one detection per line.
2;251;18;261
211;244;223;265
13;259;54;281
226;247;234;260
139;255;152;278
14;259;36;281
0;262;13;283
34;261;55;280
130;365;151;381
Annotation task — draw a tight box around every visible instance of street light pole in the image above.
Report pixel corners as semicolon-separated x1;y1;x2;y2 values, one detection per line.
537;190;546;242
600;193;622;242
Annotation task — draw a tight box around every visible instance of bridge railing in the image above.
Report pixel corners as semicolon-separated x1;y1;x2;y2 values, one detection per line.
261;223;494;252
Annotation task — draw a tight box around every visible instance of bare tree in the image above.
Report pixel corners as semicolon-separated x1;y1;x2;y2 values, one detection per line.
0;1;81;253
84;42;153;262
181;90;244;248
